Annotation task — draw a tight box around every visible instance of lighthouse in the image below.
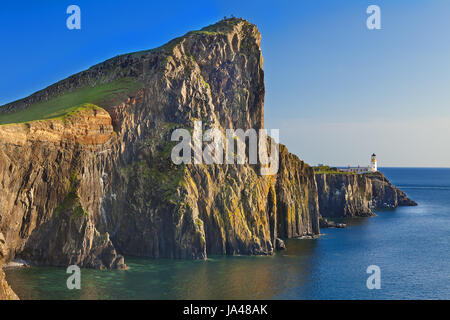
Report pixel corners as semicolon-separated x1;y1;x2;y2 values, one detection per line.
371;153;377;172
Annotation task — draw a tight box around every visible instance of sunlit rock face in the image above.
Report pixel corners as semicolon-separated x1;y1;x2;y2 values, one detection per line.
368;172;417;208
316;173;374;218
0;18;321;272
316;171;417;218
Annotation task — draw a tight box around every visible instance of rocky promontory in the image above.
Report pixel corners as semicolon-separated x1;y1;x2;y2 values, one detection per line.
368;172;418;208
316;170;417;218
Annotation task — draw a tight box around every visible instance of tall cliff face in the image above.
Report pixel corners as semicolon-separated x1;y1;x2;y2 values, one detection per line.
316;173;374;218
0;18;320;273
0;106;125;269
316;171;417;218
277;145;320;237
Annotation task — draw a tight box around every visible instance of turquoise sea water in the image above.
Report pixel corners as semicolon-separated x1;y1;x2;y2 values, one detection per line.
5;168;450;299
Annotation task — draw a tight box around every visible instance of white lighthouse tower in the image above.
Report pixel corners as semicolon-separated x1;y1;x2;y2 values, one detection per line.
370;153;377;172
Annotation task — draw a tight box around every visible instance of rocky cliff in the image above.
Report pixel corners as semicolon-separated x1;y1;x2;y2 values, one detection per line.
316;173;374;218
316;171;417;218
0;232;18;300
368;172;417;208
0;18;320;278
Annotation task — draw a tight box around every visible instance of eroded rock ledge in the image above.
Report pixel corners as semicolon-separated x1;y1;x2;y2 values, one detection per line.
0;233;19;300
0;106;125;270
316;171;417;218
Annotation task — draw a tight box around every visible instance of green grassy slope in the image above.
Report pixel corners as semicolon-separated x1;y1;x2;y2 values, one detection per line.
313;165;355;175
0;78;143;125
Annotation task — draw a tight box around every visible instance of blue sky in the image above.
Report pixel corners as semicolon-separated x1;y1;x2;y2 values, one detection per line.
1;0;449;167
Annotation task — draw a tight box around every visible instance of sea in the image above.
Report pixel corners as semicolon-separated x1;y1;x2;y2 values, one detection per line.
4;168;450;299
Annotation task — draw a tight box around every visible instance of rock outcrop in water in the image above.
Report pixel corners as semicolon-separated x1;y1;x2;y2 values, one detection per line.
0;232;19;300
316;171;417;218
368;172;417;208
0;19;320;274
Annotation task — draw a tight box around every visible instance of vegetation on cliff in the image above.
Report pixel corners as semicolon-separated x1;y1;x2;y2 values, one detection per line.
313;165;354;175
0;78;142;125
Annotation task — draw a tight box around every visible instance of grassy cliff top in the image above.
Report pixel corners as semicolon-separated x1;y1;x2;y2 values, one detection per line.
313;166;355;175
0;78;142;125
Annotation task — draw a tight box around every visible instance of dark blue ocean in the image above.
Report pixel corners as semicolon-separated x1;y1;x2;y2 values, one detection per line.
5;168;450;299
